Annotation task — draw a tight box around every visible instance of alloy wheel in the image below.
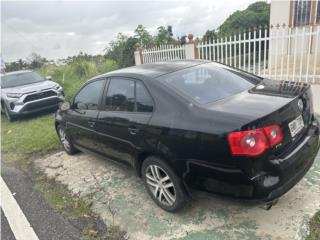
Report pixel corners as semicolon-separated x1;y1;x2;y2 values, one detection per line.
145;165;176;206
59;128;71;152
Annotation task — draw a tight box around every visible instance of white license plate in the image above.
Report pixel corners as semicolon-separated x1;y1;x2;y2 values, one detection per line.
288;115;304;137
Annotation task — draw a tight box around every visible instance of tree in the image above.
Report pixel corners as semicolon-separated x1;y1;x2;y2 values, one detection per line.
134;25;153;48
154;25;176;45
218;1;270;36
105;33;138;68
203;30;217;40
26;53;48;69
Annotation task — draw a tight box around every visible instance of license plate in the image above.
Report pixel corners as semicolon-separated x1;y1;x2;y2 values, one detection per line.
288;115;304;137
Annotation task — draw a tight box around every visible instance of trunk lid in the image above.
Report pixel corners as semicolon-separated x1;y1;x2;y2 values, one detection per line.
207;79;314;156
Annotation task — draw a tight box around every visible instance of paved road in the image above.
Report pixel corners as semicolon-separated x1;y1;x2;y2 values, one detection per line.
1;162;81;240
1;209;15;240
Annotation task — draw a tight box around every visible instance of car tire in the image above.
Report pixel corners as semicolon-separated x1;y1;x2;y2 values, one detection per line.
4;105;14;122
141;156;187;212
57;124;79;155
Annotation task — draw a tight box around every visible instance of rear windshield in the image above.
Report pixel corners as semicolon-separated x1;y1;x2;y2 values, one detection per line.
1;72;44;88
158;63;261;104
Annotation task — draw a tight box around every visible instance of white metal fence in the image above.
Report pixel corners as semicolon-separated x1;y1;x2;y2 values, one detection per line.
142;45;186;63
138;25;320;83
197;25;320;83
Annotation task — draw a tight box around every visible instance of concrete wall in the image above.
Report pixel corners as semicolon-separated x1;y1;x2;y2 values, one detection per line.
270;0;291;26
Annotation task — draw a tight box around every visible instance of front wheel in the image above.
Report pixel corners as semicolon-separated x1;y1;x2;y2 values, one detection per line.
4;105;14;122
141;156;187;212
57;125;79;155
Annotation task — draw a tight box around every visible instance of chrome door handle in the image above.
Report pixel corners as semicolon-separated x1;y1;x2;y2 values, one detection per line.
128;126;139;135
88;121;95;128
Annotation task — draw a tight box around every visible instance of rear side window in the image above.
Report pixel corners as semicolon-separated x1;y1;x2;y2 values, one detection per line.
73;80;105;110
105;79;135;112
136;81;153;112
158;63;260;104
105;79;153;113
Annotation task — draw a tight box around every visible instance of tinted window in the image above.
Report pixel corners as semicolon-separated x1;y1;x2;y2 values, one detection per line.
1;72;44;88
73;80;104;110
105;79;135;112
158;63;259;104
136;81;153;112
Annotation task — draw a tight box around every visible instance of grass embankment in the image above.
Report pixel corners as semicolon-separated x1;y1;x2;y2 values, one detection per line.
1;114;59;163
1;59;126;239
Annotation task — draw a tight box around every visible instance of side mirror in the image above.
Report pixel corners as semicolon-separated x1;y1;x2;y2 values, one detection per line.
77;102;88;110
59;101;70;111
46;75;52;80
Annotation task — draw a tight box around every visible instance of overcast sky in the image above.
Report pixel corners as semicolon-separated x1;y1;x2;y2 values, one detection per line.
1;0;258;62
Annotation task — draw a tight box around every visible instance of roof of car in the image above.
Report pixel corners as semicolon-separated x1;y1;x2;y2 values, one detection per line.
95;60;209;79
1;70;33;76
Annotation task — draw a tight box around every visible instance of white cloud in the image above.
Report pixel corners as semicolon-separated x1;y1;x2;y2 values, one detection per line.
1;0;258;62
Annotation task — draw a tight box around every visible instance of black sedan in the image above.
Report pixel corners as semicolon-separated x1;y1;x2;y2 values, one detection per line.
55;60;320;212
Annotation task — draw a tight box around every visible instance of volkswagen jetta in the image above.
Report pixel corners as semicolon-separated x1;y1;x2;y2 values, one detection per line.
55;60;320;212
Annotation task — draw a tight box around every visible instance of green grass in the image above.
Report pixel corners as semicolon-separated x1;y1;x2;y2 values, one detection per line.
35;176;92;217
307;211;320;240
34;173;127;239
1;114;60;163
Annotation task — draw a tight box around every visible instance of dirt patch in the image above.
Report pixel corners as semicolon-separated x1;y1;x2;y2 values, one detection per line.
34;150;320;240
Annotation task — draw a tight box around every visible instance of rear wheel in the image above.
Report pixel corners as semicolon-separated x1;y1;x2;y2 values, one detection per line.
141;156;187;212
57;125;79;155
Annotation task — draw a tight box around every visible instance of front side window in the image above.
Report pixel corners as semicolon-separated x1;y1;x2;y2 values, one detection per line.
293;0;311;26
158;63;259;104
73;80;105;110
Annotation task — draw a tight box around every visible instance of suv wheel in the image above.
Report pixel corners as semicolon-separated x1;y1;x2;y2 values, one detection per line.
141;156;187;212
4;105;14;122
57;125;79;155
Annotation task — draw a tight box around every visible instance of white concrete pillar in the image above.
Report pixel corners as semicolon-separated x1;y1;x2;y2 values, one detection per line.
185;43;196;60
134;49;143;65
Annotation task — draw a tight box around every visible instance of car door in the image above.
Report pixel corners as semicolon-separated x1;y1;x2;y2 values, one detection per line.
95;77;154;166
65;78;106;152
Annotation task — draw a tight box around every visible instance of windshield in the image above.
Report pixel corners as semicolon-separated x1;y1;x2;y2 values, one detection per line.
1;72;45;88
158;63;261;104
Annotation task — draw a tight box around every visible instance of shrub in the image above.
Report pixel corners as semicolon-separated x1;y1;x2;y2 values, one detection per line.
38;58;118;100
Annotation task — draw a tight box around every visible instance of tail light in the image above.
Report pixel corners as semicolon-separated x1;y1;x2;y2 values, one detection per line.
228;124;283;157
263;125;283;147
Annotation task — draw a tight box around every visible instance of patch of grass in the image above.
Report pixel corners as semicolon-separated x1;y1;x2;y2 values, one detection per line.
82;225;127;240
307;211;320;240
1;114;60;163
35;175;127;240
35;176;92;217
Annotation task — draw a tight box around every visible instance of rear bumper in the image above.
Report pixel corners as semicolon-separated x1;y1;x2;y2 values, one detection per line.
184;121;320;202
254;124;319;201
